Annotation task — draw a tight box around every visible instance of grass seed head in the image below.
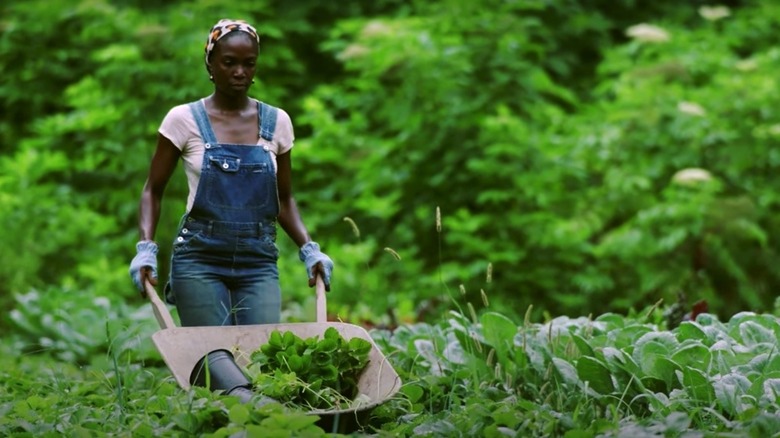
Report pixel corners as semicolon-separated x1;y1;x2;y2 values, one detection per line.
467;302;477;323
384;247;402;260
343;217;360;238
470;332;483;353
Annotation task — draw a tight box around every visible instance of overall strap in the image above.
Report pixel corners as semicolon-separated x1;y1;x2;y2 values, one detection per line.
258;101;278;141
188;100;219;146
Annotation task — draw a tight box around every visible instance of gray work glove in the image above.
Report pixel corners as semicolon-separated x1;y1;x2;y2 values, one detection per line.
129;240;158;295
299;241;334;291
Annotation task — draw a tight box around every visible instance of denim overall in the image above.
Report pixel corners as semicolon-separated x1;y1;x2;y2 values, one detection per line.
168;99;282;327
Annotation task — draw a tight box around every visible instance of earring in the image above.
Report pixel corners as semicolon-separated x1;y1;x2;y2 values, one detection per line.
209;75;214;82
251;79;255;84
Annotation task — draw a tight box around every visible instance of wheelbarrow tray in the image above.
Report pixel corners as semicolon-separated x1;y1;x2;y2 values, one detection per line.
145;280;401;415
152;322;400;414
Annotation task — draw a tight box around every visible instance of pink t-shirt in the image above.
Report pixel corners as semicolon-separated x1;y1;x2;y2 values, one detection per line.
158;99;295;212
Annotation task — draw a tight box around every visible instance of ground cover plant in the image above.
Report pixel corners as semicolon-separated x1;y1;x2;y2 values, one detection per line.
369;308;780;437
2;300;779;437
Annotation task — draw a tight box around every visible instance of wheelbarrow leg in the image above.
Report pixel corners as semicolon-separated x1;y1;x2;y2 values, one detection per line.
190;349;274;405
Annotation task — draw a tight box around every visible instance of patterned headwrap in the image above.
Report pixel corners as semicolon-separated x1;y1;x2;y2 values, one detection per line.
204;19;260;65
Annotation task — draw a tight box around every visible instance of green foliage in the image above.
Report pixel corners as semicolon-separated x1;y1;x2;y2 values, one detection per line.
292;0;780;318
2;0;779;326
2;304;779;436
369;308;780;436
246;328;371;410
570;2;780;314
0;341;330;437
8;283;160;364
7;0;780;435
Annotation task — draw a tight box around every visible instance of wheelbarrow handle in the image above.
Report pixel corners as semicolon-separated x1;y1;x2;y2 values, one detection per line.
144;280;177;330
315;275;327;323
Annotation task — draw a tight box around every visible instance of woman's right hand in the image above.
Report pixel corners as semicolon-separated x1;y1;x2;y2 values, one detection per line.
129;240;159;296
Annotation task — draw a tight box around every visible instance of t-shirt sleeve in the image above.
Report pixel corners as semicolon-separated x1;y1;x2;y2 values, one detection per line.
158;104;197;151
274;108;295;155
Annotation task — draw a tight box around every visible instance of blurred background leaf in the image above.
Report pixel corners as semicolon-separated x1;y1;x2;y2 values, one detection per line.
1;0;777;335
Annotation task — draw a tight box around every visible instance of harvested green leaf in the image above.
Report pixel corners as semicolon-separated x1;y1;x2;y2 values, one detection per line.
247;328;371;410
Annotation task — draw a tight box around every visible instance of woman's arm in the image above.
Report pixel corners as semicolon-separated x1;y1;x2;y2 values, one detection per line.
137;134;180;285
277;150;335;289
276;151;311;247
139;133;180;240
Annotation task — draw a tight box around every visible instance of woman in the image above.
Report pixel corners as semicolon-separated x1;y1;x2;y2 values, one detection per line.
129;19;333;327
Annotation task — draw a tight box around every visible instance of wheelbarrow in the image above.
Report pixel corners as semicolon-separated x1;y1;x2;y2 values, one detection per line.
144;277;401;419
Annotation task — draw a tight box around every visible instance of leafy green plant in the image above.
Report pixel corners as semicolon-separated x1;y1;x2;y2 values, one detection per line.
246;328;372;410
367;304;780;437
5;1;780;434
8;284;159;364
3;297;780;437
5;0;780;325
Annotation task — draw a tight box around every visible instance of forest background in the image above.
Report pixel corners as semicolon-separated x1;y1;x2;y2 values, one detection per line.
2;0;780;352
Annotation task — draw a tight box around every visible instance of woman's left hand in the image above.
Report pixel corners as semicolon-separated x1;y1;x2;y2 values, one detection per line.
299;241;334;291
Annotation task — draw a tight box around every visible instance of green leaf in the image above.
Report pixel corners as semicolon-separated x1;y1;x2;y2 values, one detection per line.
652;356;681;391
675;322;707;343
594;313;626;330
576;356;615;394
679;366;715;403
414;338;441;368
601;347;646;395
287;355;304;373
612;325;655;351
713;372;751;417
258;410;321;433
760;378;780;403
316;338;338;354
552;357;579;387
634;333;681;391
490;403;523;428
282;331;299;349
268;331;283;349
671;342;711;370
481;312;518;358
641;376;667;394
228;403;250;426
324;327;340;341
738;321;776;347
571;334;595;357
401;384;425;403
312;349;332;367
603;347;643;375
347;337;372;357
318;365;339;382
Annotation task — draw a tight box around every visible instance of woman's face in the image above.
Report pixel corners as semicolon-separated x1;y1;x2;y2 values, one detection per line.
208;33;258;97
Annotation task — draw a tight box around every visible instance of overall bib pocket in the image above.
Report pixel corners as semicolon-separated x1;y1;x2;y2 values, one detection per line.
205;155;273;210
